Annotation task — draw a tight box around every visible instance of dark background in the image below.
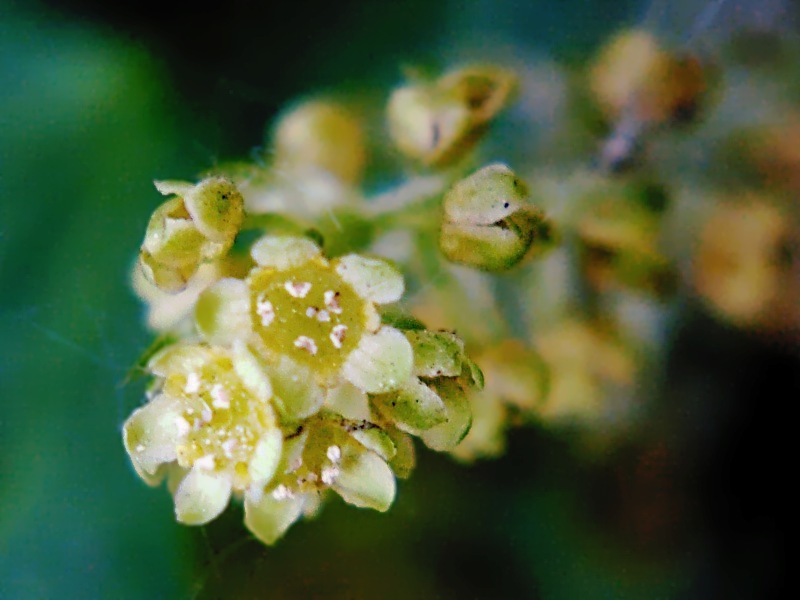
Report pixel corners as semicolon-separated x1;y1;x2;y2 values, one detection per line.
0;0;794;597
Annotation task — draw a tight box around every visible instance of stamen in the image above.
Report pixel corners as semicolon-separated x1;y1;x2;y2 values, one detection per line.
321;465;341;485
326;445;342;463
271;484;295;501
330;324;348;349
256;294;275;327
294;335;318;355
285;281;312;298
221;438;238;457
316;309;331;322
324;290;343;314
184;372;201;394
306;306;318;318
210;384;231;409
200;401;213;423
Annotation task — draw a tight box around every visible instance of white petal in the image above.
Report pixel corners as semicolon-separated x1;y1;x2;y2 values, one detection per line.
231;341;273;402
123;395;182;477
350;428;396;461
148;343;216;377
264;355;324;421
194;278;252;345
332;450;396;512
244;489;304;545
342;327;413;394
373;377;447;435
325;383;370;420
420;380;473;451
173;468;232;525
154;179;194;197
334;255;404;304
248;428;283;486
250;235;321;270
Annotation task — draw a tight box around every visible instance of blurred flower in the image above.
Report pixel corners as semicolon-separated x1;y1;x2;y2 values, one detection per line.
589;29;709;126
451;340;548;462
534;320;636;425
693;196;798;330
272;99;366;185
576;178;674;295
387;65;517;166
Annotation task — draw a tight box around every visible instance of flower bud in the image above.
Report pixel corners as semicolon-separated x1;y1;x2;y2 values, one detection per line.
577;179;674;295
590;29;708;126
693;197;795;329
439;164;553;271
387;65;517;167
138;177;244;293
272;100;366;184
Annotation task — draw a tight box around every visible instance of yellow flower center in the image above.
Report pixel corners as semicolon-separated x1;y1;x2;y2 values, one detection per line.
166;360;274;486
249;260;367;377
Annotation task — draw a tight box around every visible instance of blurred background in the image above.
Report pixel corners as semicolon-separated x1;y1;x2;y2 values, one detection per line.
1;0;796;598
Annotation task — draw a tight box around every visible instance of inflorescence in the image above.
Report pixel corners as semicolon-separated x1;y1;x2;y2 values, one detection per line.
124;31;800;544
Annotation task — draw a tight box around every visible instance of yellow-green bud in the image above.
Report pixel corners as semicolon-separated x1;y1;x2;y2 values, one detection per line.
273;100;366;184
387;65;516;167
138;177;244;293
439;164;552;271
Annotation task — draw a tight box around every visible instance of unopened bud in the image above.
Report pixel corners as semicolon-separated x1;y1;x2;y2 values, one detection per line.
387;66;516;167
139;177;244;293
273;100;366;184
590;29;708;125
439;164;552;271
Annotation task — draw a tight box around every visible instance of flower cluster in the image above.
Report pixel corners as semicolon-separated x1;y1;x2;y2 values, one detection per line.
125;30;800;545
126;223;482;542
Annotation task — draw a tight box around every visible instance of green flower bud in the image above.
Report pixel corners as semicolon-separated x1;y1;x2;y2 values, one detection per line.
272;100;366;184
138;177;244;293
369;327;480;451
440;164;553;271
387;65;517;167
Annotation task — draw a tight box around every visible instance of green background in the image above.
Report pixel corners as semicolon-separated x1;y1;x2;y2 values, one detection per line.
1;0;790;597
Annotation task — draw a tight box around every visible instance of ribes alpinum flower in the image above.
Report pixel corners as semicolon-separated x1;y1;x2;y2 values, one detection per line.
123;342;282;525
194;235;414;419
